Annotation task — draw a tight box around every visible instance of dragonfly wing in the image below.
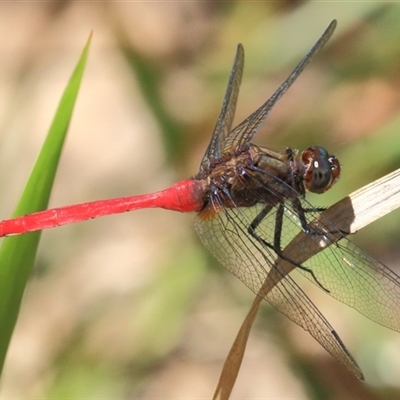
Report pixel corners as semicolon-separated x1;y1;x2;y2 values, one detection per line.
282;202;400;333
200;44;244;172
194;201;363;379
219;20;337;154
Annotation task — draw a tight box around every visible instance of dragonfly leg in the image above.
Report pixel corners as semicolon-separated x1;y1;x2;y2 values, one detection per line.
248;203;329;292
291;197;321;235
274;203;329;292
292;198;350;237
302;206;326;212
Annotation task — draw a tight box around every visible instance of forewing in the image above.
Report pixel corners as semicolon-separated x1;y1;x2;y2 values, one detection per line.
281;202;400;332
219;20;337;155
200;44;244;172
194;201;363;379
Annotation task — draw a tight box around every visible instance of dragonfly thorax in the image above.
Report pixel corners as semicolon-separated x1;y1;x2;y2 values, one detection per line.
195;144;300;215
195;143;340;220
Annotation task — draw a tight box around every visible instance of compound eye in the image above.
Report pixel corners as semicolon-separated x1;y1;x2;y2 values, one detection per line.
302;146;341;194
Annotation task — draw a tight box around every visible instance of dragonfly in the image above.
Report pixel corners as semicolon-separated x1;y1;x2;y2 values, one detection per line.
1;19;400;380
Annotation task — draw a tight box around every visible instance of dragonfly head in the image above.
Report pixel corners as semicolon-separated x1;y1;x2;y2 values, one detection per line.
301;146;340;194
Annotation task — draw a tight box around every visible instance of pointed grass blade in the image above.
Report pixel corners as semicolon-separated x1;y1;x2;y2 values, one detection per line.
0;33;92;375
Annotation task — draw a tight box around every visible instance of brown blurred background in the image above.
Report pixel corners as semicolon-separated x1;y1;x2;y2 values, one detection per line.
0;2;400;399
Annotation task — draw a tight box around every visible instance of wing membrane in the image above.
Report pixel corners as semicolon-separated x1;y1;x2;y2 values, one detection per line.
281;203;400;332
200;44;244;171
194;201;363;379
220;20;336;154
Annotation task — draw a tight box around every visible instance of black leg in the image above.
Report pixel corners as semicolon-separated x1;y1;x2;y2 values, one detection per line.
248;202;330;293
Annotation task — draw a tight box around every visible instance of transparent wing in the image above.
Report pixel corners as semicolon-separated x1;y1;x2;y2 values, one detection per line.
219;20;336;155
194;201;363;379
200;44;244;172
281;202;400;332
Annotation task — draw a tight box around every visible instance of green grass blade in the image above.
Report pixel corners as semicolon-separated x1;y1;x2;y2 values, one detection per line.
0;33;92;375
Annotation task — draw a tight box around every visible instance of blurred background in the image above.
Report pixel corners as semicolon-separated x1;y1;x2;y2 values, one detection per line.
0;2;400;399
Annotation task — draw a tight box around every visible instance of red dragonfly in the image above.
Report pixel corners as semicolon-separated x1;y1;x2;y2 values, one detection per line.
1;20;399;380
